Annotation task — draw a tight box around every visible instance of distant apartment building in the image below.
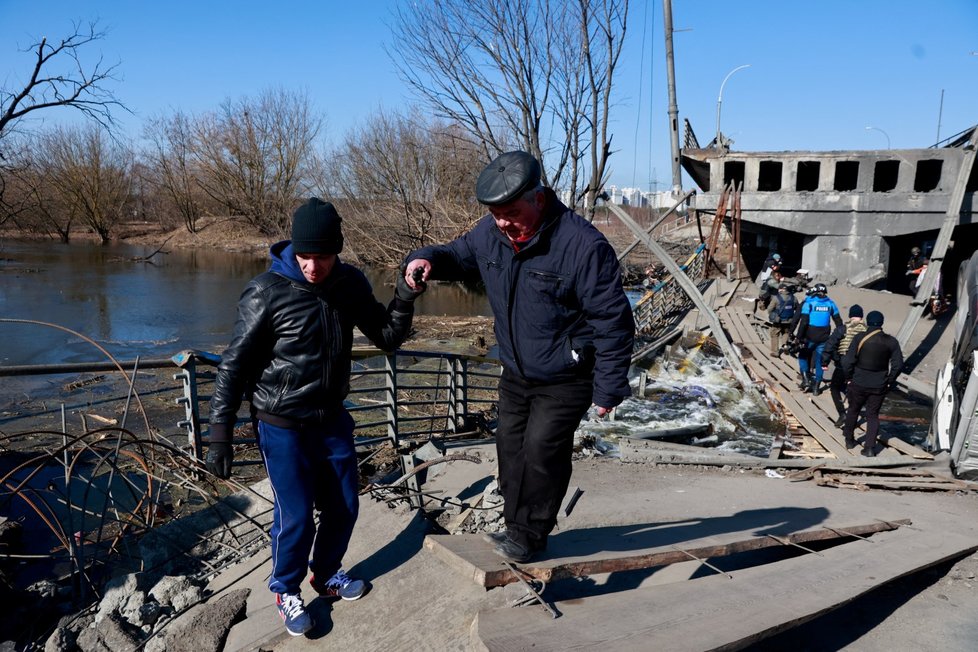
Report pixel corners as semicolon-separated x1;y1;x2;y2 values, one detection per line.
604;185;675;209
557;187;677;210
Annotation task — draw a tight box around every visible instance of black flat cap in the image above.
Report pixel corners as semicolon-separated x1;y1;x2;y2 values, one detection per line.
475;151;542;206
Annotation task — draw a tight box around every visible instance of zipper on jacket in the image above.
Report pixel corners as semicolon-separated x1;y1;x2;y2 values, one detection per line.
508;254;527;378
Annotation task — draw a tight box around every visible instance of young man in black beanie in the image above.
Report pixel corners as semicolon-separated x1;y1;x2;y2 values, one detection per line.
207;197;425;636
822;304;867;426
840;310;903;456
402;151;634;564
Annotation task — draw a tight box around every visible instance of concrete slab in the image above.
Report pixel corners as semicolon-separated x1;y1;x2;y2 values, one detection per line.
204;458;978;651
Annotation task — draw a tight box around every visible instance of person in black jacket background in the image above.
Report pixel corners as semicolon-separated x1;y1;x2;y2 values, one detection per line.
403;151;635;565
207;198;424;636
840;310;904;457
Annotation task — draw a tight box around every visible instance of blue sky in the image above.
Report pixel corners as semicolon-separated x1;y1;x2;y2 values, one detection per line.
2;0;976;191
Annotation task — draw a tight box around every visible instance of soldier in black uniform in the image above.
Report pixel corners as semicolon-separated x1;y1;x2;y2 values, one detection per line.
840;311;904;456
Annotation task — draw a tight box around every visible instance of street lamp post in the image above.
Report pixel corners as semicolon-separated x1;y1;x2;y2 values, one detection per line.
865;126;891;149
715;64;751;151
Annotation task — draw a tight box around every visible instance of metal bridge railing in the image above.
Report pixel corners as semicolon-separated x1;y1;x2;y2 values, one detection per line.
173;348;502;467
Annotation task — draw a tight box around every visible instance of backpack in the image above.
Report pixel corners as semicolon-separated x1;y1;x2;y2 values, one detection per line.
769;293;796;324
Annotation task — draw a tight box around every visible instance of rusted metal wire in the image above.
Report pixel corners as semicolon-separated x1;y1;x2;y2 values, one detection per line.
669;544;734;578
384;453;483;487
0;425;275;605
503;561;559;618
765;533;824;556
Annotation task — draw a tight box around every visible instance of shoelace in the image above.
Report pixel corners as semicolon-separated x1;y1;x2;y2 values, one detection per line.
279;594;305;619
328;570;351;588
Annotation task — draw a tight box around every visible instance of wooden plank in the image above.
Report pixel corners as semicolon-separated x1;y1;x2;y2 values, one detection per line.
718;305;933;463
426;517;909;589
879;434;934;460
777;391;850;459
475;527;978;651
817;474;974;492
618;438;920;470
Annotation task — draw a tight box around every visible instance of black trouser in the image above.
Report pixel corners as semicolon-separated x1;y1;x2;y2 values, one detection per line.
842;383;887;449
496;369;593;550
829;365;847;418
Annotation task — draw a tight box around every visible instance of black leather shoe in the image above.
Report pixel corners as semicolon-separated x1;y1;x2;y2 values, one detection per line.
844;438;857;449
812;384;822;397
482;531;509;545
861;448;876;457
835;416;846;428
493;537;535;564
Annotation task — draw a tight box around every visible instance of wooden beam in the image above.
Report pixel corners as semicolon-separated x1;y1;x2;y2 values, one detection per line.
425;518;910;588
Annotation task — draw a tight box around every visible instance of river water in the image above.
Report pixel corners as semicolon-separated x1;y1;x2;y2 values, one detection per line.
0;239;490;367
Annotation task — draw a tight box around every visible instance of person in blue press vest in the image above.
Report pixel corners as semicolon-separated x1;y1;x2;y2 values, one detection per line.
792;283;843;395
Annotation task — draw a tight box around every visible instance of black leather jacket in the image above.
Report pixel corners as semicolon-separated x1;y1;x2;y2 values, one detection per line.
208;241;414;442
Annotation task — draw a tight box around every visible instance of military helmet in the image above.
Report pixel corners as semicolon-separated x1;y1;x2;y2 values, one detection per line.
814;282;828;296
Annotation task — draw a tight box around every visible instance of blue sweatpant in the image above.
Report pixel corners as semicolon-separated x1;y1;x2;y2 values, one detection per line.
258;413;359;595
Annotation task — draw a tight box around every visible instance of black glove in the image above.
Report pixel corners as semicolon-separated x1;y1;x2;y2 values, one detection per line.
395;267;427;302
205;442;233;478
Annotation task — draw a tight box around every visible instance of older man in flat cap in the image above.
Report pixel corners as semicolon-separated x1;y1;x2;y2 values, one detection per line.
403;151;635;563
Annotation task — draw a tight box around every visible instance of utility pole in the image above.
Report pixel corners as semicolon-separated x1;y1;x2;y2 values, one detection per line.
662;0;682;197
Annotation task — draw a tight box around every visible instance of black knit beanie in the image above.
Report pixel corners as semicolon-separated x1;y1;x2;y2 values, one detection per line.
848;304;863;319
291;198;343;254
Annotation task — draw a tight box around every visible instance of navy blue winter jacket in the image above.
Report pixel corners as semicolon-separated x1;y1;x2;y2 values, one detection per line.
407;191;635;408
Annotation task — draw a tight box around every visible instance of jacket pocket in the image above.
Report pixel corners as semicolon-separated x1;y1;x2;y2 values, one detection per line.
524;269;569;328
526;269;566;298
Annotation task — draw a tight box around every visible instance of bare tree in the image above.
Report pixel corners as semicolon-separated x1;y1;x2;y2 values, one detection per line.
143;111;208;233
4;142;78;242
322;110;484;266
390;0;627;215
193;88;322;236
43;126;133;243
0;20;124;219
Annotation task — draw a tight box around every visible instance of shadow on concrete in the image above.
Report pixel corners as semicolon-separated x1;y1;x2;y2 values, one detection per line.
303;509;432;639
549;506;830;558
902;310;953;375
541;506;830;599
751;553;967;651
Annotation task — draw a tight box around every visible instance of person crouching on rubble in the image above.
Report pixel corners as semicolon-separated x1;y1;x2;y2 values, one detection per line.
754;269;784;317
206;198;425;637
